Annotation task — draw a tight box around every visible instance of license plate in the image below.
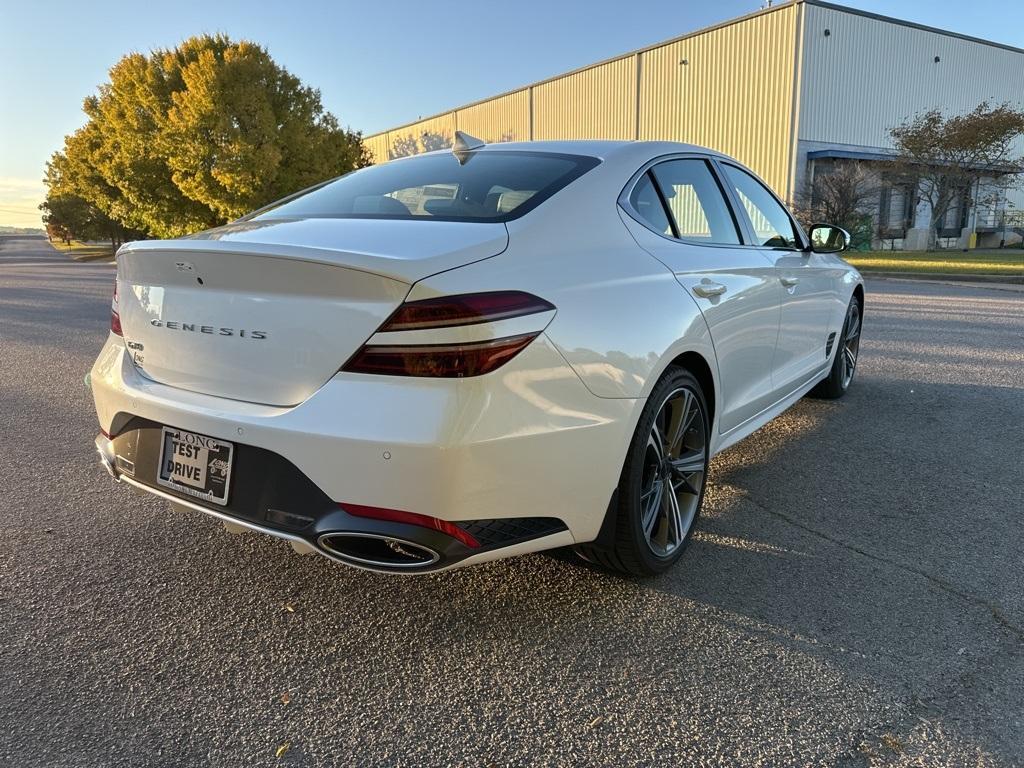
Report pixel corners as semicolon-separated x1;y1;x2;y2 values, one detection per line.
157;427;233;506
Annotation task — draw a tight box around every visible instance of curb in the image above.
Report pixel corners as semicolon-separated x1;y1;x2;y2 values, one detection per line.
858;270;1024;285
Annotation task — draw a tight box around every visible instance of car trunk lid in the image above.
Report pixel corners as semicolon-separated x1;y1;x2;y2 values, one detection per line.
116;218;508;406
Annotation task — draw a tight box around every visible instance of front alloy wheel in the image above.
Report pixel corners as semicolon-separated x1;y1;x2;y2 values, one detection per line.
839;300;861;390
811;294;863;399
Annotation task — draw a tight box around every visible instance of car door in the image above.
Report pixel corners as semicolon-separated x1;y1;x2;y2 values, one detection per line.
717;162;837;394
619;156;783;435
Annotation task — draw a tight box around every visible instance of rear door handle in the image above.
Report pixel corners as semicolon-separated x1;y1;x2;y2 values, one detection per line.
780;276;800;288
692;281;727;298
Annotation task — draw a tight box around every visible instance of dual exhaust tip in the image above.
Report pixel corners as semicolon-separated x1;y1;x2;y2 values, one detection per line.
317;532;440;570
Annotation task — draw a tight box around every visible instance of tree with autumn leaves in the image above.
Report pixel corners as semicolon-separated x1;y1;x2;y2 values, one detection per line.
43;35;369;244
888;102;1024;248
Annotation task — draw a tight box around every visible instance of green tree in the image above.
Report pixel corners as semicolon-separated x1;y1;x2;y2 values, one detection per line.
794;160;878;250
45;34;368;239
161;40;368;220
889;102;1024;249
39;193;142;249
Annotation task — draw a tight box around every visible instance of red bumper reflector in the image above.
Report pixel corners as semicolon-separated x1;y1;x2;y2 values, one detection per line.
343;333;538;378
340;503;480;548
111;279;123;336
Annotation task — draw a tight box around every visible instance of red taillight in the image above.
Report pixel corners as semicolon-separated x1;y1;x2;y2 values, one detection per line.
341;503;480;548
343;333;538;378
380;291;554;332
343;291;554;378
111;279;123;336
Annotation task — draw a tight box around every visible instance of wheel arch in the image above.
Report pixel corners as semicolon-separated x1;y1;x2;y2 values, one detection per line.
665;350;716;437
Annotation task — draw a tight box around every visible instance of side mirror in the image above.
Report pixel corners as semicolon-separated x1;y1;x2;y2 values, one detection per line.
807;224;850;254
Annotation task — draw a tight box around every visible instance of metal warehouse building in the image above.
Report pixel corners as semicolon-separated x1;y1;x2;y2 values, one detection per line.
363;0;1024;249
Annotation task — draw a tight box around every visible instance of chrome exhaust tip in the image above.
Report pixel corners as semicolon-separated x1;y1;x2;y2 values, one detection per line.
317;532;440;571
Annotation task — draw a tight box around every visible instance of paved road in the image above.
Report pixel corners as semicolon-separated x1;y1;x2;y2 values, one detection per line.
1;234;1022;767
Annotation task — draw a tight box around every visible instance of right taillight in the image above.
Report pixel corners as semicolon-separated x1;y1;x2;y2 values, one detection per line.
110;279;123;337
379;290;554;331
343;291;554;378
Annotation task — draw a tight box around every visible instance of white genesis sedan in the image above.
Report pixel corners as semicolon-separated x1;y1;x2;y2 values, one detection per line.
90;134;863;575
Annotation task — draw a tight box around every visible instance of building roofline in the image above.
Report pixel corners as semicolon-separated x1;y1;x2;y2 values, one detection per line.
364;0;1024;141
804;1;1024;56
363;1;798;139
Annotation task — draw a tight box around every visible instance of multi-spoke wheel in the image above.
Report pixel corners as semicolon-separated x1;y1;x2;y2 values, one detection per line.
639;387;706;558
811;294;863;399
839;300;861;389
576;367;710;575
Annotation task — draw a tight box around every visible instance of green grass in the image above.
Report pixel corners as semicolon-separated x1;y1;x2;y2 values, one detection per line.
844;249;1024;276
50;239;115;261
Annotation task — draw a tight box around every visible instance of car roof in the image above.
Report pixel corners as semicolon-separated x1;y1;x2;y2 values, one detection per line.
414;139;727;162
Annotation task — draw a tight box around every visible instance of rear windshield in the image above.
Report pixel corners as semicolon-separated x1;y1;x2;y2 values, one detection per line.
252;151;600;223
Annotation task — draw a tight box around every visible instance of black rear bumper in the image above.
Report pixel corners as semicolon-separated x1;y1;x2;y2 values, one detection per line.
97;418;567;572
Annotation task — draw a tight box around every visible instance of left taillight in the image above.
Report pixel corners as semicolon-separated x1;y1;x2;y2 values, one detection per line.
342;291;554;378
110;279;123;336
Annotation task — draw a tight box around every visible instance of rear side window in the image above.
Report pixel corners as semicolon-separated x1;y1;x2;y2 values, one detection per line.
629;174;673;236
253;151;600;223
721;164;800;249
651;159;740;244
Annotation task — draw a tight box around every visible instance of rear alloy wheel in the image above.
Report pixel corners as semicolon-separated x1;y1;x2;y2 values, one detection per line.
811;296;862;399
576;368;709;576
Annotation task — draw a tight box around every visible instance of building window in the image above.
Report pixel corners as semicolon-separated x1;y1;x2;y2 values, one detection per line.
878;184;914;238
936;188;970;237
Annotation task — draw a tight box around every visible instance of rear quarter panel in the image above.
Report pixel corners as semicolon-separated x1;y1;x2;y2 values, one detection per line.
407;156;720;441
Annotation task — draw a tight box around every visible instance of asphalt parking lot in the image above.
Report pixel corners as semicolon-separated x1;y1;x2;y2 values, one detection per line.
1;234;1022;767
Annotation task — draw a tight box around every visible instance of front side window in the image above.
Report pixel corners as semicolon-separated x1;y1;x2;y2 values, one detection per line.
721;164;800;248
650;159;741;244
251;151;600;223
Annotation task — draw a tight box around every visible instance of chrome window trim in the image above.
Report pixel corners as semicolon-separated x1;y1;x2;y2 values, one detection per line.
618;153;757;250
714;159;809;252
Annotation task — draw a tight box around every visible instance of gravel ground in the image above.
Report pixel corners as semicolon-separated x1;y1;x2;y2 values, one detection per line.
1;234;1022;767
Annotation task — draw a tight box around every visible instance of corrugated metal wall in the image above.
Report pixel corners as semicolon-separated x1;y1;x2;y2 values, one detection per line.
361;2;1024;199
532;56;637;140
382;113;457;158
798;4;1024;149
639;3;798;198
457;89;531;143
360;4;800;195
362;90;530;162
362;133;390;164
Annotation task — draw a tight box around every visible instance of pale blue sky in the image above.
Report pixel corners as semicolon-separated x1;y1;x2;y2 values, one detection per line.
1;0;1021;227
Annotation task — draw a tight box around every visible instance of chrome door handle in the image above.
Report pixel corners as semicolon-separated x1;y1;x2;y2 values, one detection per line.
692;282;727;298
780;276;800;287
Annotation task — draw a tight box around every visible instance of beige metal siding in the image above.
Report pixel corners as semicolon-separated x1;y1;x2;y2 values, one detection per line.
639;3;798;197
532;56;637;140
799;4;1024;149
360;4;801;196
384;112;457;158
456;89;531;143
362;133;390;164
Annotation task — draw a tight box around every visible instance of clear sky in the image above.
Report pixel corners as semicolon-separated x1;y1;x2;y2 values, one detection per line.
2;0;1022;228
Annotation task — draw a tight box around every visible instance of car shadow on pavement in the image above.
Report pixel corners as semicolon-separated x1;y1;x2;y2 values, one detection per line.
59;373;1013;766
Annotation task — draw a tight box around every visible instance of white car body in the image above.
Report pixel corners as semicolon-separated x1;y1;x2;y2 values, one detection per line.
90;139;862;574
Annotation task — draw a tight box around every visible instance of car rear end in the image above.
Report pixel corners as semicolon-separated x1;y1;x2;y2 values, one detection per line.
90;147;633;573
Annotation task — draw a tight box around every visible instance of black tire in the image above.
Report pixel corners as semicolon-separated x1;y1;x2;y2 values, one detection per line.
576;367;710;576
810;294;862;400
